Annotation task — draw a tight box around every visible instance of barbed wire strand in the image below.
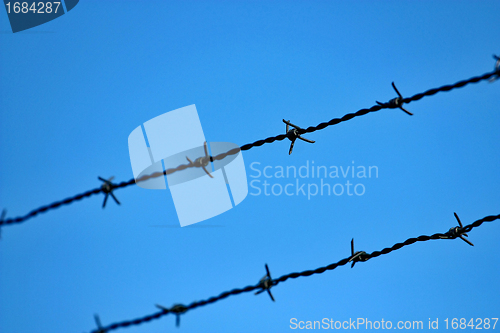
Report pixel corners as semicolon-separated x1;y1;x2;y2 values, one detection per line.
87;213;500;333
2;63;499;228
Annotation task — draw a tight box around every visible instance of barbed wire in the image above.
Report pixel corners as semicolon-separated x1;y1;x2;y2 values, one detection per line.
87;212;500;333
1;57;499;229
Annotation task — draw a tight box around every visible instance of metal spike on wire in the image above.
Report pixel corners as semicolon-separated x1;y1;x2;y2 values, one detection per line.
99;176;120;208
489;54;500;82
453;212;474;246
93;314;105;333
186;141;213;178
283;119;315;155
376;82;413;115
156;304;187;327
348;238;369;268
254;264;275;301
439;212;474;246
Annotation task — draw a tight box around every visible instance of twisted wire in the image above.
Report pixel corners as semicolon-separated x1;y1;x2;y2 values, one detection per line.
2;66;499;228
88;213;500;333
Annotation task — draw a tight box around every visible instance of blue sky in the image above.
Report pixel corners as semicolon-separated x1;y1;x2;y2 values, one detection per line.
1;1;499;332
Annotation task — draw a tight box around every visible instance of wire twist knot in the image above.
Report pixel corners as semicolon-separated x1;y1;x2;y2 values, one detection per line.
99;176;121;208
440;212;474;246
348;238;369;268
255;264;275;301
376;82;413;116
186;141;213;178
283;119;315;155
156;303;187;327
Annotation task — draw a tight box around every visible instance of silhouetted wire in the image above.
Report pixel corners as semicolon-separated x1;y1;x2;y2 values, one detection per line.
88;213;500;333
2;66;499;228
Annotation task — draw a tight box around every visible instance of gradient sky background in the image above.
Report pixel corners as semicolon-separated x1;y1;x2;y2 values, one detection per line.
1;1;499;332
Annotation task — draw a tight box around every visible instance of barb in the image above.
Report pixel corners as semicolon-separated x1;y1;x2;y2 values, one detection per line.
99;177;121;208
283;119;316;155
376;82;413;115
93;314;105;333
438;212;474;246
489;54;500;82
156;304;187;327
186;141;213;178
2;60;499;229
348;238;369;268
254;264;275;301
89;213;500;333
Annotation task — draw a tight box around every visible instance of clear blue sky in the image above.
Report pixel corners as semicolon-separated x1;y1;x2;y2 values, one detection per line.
1;1;499;332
